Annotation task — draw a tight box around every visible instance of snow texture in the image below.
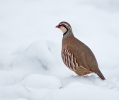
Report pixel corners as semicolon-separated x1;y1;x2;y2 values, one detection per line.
0;0;119;100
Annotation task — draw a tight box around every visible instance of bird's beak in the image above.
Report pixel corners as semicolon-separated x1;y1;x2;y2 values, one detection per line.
56;24;60;28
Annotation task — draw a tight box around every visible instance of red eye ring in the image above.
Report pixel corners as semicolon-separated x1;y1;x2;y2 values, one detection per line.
56;24;66;28
60;24;65;27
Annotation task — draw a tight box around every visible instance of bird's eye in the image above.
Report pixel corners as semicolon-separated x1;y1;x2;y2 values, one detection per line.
60;24;66;27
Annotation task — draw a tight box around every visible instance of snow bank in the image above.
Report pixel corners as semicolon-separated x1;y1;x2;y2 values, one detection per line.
21;74;62;89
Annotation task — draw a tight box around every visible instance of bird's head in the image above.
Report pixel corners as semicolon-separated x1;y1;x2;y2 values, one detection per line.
56;21;72;35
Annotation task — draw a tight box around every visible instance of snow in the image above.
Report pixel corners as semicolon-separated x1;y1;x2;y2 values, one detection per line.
21;74;62;89
45;82;119;100
0;0;119;100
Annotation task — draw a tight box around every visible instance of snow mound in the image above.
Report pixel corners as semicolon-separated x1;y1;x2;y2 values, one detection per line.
11;40;72;77
12;40;55;70
22;74;62;89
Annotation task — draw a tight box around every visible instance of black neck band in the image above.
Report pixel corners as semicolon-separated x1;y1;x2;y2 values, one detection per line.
63;26;68;36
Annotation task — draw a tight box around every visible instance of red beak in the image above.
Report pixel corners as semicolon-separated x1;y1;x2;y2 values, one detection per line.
56;24;60;28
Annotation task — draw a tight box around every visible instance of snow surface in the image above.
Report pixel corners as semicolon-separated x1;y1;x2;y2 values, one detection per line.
0;0;119;100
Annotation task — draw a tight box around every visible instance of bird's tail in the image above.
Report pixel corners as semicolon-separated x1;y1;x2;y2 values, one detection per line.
96;69;106;80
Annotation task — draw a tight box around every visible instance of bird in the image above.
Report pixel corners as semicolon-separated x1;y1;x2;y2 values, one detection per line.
56;21;105;80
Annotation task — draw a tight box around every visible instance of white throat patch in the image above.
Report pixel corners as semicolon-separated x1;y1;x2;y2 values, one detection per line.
59;26;67;33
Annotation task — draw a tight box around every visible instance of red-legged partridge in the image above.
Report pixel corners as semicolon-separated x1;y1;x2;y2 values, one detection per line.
56;21;105;80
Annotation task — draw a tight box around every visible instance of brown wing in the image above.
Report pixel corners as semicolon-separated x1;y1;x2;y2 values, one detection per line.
62;44;77;71
62;44;93;76
65;37;105;80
